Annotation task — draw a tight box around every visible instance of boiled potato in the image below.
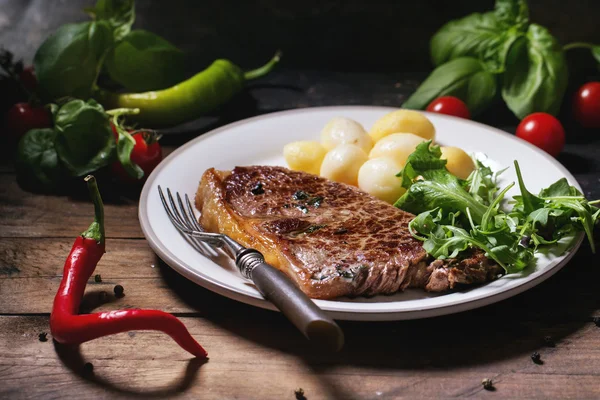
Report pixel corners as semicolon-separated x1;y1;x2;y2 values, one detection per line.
358;157;406;204
283;141;327;175
369;133;425;167
440;146;475;179
369;110;435;142
320;144;368;186
320;117;373;153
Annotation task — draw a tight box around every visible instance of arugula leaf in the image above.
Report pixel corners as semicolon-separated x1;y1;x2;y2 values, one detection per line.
403;57;497;116
395;141;488;223
502;24;568;119
87;0;135;41
513;160;544;214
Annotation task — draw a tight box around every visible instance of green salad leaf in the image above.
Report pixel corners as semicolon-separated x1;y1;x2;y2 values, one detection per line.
396;144;599;274
15;128;66;191
87;0;135;41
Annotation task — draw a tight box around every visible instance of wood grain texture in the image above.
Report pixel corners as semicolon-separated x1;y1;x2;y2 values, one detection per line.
1;315;600;399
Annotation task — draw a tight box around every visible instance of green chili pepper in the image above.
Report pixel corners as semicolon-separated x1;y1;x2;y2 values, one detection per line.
94;51;281;127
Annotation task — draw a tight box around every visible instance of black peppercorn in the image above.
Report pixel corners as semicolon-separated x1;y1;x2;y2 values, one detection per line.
531;352;542;364
592;316;600;327
543;336;555;347
94;274;102;283
114;284;124;297
294;388;306;400
481;378;493;390
38;332;48;342
250;182;264;195
82;362;94;375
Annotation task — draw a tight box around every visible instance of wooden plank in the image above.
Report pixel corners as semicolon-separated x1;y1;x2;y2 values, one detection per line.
1;237;599;320
1;316;600;399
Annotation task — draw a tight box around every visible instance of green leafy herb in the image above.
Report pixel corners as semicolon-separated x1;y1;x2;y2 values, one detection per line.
107;108;143;179
104;30;185;92
34;21;113;100
53;99;116;176
430;12;522;73
394;141;488;224
86;0;135;41
403;57;497;116
502;24;568;119
15;128;66;191
398;144;598;274
494;0;529;29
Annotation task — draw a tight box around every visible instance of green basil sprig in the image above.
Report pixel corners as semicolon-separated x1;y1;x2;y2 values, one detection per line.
405;0;595;120
15;128;66;191
403;57;497;116
34;21;113;100
33;0;184;100
54;99;117;176
104;30;186;92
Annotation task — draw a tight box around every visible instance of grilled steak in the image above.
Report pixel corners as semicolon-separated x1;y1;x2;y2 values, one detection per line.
195;166;502;299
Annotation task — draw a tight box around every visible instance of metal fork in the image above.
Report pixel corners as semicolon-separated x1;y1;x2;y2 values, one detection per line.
159;187;344;351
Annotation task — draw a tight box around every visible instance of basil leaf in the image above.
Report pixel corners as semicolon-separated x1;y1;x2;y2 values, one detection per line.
105;30;185;92
494;0;529;29
403;57;497;116
88;0;135;41
110;114;144;179
34;21;113;100
16;128;65;191
54;99;116;176
502;24;568;119
430;12;522;73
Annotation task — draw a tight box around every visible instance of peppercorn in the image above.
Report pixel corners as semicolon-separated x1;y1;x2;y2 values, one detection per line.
592;317;600;327
543;336;555;347
114;284;124;297
94;274;102;283
481;378;493;390
294;388;306;400
82;362;94;375
531;352;542;364
38;332;48;342
250;182;264;195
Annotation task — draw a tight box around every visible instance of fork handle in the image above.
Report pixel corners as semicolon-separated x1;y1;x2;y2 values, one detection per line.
236;249;344;352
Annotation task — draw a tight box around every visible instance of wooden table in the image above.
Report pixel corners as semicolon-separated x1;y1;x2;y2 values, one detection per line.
1;71;600;399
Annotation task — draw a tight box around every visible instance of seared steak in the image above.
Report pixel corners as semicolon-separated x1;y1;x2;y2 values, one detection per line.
195;166;501;300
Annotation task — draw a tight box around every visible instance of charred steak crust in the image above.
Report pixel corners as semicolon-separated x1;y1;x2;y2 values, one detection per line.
196;166;501;300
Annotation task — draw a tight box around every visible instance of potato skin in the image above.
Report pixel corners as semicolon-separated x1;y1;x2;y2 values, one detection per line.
284;141;327;175
320;117;373;153
369;133;425;167
369;110;436;143
440;146;475;179
320;144;368;186
358;157;406;204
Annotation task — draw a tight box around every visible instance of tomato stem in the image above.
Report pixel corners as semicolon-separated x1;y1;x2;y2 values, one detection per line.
563;42;593;51
244;51;282;81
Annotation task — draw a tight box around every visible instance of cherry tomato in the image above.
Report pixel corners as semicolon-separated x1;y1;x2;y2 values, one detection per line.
426;96;471;119
573;82;600;128
111;131;162;183
19;66;37;93
516;113;565;157
4;102;51;141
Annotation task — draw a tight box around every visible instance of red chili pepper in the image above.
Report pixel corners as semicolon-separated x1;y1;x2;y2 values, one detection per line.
50;175;207;358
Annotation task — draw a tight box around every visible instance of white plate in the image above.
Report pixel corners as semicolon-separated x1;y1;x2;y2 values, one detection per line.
139;106;583;321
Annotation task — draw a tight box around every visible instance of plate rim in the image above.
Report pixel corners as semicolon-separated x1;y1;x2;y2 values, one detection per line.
139;105;583;321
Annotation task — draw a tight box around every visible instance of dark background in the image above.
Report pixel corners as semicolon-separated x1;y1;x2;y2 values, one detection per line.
1;0;599;72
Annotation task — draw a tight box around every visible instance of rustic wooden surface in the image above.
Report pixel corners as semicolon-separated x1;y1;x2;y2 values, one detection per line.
1;65;600;399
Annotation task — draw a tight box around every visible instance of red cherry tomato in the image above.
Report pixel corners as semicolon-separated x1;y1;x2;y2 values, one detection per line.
516;113;565;157
111;132;162;183
19;66;37;93
426;96;471;119
4;102;51;141
573;82;600;128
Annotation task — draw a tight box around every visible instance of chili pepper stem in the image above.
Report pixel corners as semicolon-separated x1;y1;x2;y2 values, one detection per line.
82;175;105;244
244;51;282;81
